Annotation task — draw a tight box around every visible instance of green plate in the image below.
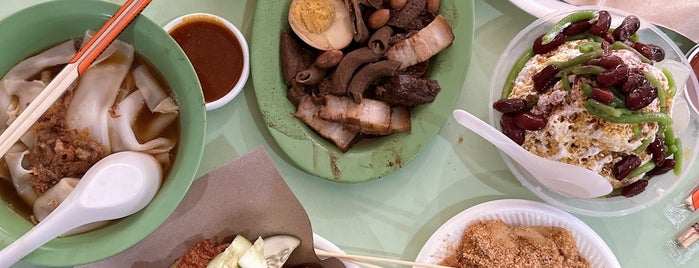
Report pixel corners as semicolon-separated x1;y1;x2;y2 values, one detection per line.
250;0;475;182
0;0;205;266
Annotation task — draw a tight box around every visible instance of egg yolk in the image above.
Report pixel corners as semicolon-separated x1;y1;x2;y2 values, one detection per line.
291;0;335;34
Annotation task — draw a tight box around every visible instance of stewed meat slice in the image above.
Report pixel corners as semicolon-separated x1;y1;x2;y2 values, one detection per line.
294;97;359;152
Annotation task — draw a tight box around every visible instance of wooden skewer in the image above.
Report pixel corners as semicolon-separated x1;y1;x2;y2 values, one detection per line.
0;0;152;159
341;259;382;268
315;249;455;268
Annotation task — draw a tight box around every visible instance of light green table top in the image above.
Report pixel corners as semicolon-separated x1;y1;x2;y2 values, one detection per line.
4;0;699;267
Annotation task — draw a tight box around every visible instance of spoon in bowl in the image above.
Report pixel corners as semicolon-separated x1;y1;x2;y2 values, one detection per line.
0;151;162;267
452;109;612;199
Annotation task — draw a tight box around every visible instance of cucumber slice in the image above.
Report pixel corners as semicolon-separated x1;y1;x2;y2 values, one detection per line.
237;237;267;268
207;235;253;268
263;235;301;268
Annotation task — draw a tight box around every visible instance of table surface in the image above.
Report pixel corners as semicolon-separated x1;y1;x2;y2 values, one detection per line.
4;0;699;267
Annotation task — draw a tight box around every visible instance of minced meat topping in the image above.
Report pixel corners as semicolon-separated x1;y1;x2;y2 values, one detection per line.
27;95;108;195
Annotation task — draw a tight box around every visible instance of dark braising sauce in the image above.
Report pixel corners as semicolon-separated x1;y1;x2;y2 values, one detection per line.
169;17;244;103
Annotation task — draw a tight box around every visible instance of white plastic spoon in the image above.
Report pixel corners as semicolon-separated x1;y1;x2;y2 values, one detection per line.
0;151;162;267
453;109;612;199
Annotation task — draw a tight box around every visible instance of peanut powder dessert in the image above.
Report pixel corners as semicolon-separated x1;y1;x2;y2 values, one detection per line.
443;219;589;268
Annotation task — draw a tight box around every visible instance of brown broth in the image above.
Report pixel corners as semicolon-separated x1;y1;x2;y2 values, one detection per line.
169;17;245;103
0;178;33;222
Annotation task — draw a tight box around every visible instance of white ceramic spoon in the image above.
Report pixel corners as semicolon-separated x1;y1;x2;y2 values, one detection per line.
453;109;612;199
0;151;162;267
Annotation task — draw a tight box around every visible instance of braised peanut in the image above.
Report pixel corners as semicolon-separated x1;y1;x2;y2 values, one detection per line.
368;9;390;30
314;49;343;69
426;0;440;13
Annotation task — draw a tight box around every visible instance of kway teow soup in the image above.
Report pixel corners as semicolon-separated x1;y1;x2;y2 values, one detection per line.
0;31;179;235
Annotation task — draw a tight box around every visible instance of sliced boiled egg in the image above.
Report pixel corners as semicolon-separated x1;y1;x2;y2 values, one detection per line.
288;0;354;50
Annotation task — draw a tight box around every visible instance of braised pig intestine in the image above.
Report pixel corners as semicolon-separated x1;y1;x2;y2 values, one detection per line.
0;31;179;231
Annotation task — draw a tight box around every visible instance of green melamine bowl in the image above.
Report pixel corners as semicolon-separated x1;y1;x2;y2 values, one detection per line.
0;0;205;266
251;0;474;182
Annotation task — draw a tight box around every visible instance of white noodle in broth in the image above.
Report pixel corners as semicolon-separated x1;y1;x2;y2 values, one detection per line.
0;31;179;233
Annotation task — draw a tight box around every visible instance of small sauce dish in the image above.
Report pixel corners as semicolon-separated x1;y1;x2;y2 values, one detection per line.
164;13;249;111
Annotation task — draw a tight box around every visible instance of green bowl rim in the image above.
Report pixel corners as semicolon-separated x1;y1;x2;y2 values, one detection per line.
0;0;206;265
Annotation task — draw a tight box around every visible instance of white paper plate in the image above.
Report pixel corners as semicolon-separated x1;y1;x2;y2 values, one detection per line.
314;233;360;268
414;199;620;268
508;0;575;18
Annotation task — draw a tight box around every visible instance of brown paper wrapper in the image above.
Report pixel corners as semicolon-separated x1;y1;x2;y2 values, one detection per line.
564;0;699;42
80;147;343;267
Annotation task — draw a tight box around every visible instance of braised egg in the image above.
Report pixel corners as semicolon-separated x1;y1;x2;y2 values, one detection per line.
288;0;353;50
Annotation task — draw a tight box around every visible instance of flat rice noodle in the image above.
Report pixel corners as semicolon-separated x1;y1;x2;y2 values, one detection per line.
82;30;118;67
133;65;179;113
5;145;37;206
108;90;176;155
0;82;11;131
3;80;45;120
33;177;109;235
1;40;76;81
33;177;79;222
66;38;135;149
